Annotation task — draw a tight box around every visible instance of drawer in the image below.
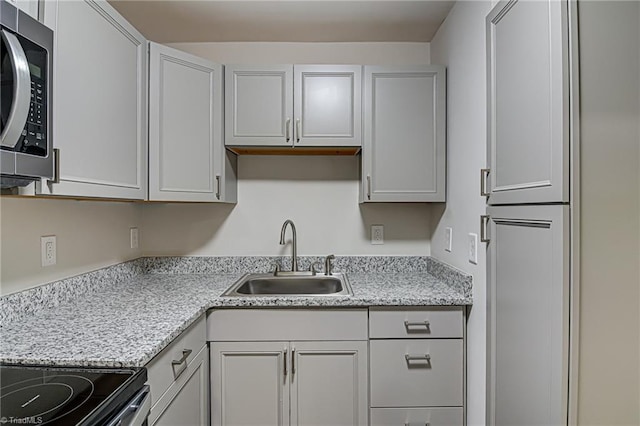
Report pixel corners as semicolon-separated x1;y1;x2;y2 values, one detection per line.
207;308;368;341
147;315;206;405
370;339;463;407
369;307;464;339
370;408;463;426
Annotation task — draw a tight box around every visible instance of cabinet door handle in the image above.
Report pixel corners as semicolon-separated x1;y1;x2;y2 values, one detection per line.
171;348;192;378
296;118;301;143
405;353;431;365
215;175;221;200
283;348;288;376
291;346;296;375
50;148;60;184
404;320;430;330
286;117;291;143
480;168;491;196
480;215;490;243
366;175;371;200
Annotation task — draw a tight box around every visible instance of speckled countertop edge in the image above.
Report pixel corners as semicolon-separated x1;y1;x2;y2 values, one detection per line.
0;256;472;368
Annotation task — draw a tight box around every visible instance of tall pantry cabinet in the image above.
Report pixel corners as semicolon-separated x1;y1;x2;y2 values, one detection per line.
484;0;574;425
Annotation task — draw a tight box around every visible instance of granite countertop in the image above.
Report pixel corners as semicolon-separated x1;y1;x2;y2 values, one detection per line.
0;256;472;368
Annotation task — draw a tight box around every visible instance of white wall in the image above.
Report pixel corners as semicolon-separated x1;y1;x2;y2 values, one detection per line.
0;197;141;295
430;2;492;425
167;42;430;65
577;2;640;423
142;42;433;257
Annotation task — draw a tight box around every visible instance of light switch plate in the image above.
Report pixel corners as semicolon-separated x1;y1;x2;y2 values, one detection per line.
445;227;452;252
468;233;478;264
130;227;139;249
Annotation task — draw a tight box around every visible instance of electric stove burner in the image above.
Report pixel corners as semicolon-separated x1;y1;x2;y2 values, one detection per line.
1;375;94;423
0;365;146;426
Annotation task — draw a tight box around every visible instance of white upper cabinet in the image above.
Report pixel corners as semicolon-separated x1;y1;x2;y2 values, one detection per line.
148;43;236;203
293;65;362;147
225;64;293;147
361;65;446;202
225;64;362;149
39;0;147;199
485;0;570;204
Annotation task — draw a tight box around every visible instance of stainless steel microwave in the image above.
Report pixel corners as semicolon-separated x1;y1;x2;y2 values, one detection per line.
0;0;53;188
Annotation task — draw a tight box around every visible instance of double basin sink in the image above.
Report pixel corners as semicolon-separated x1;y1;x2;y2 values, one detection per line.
222;272;352;297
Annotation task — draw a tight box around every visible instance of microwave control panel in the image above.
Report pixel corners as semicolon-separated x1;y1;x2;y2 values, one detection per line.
15;76;47;157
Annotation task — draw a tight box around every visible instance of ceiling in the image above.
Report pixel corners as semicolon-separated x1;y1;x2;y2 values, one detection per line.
107;1;456;43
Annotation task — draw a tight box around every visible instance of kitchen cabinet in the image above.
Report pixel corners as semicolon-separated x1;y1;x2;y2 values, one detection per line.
39;0;147;199
208;309;369;426
147;315;208;425
369;307;465;426
148;43;237;203
484;0;569;204
225;64;362;150
486;205;570;426
361;65;446;202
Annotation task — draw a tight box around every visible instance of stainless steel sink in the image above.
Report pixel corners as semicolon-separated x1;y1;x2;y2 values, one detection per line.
222;273;352;297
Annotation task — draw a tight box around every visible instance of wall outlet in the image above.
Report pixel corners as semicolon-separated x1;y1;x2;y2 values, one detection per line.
371;225;384;245
468;233;478;264
41;235;56;267
445;227;453;252
130;227;139;249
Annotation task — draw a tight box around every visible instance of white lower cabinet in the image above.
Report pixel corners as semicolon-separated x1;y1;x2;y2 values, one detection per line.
208;309;369;426
147;315;208;425
369;307;465;426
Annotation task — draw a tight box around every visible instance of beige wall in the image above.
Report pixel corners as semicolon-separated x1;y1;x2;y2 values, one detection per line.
141;156;432;257
0;197;141;295
430;2;492;424
577;1;640;424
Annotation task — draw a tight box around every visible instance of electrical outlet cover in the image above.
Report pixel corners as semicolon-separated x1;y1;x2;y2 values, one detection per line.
130;227;139;249
445;227;452;252
371;225;384;245
41;235;56;267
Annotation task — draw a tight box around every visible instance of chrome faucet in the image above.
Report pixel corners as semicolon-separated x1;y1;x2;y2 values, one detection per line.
279;219;298;272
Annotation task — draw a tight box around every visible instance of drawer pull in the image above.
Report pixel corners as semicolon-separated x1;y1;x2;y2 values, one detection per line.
405;423;430;426
404;320;430;331
171;348;192;378
405;353;431;366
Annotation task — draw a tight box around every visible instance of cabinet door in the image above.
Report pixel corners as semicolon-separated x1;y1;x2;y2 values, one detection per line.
486;205;569;426
362;66;446;202
149;43;230;202
211;341;289;426
290;341;368;426
486;0;569;204
5;0;38;19
293;65;361;147
150;345;209;426
225;65;293;147
39;0;147;199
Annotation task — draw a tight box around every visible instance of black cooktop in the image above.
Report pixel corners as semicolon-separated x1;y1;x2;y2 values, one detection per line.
0;364;146;426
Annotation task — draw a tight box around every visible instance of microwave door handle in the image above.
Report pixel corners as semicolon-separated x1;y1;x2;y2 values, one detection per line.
1;29;31;149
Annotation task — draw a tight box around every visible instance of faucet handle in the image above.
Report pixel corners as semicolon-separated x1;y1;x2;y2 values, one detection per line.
309;261;322;276
324;254;335;276
271;261;282;276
